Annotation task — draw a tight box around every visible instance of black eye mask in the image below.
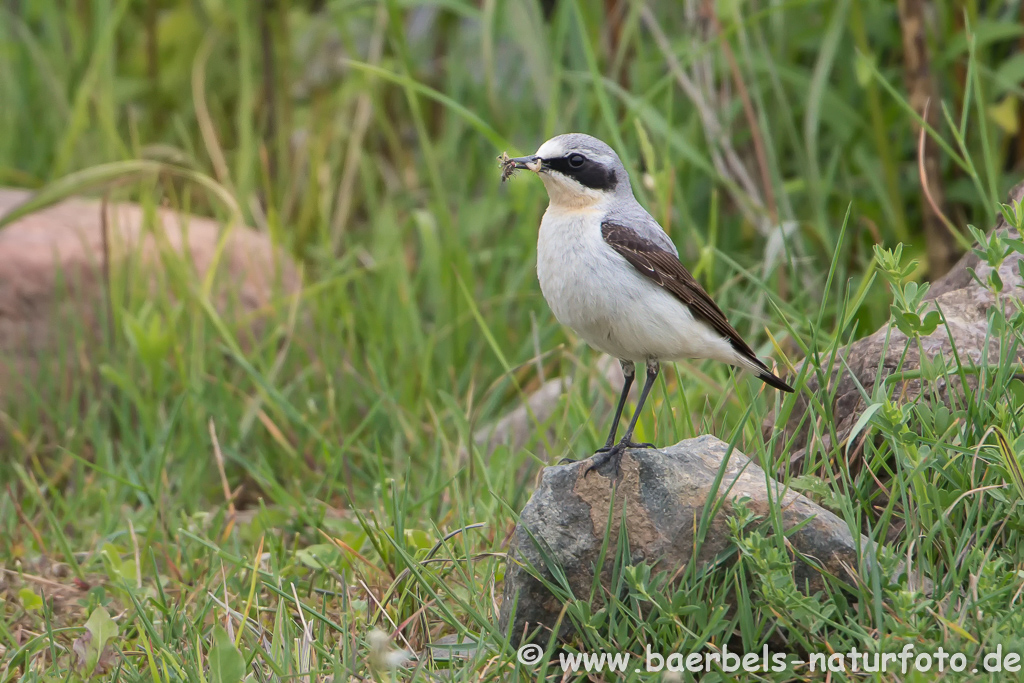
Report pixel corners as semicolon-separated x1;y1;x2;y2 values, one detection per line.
543;155;617;191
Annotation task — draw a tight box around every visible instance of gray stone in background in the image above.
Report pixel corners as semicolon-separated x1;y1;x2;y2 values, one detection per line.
499;435;875;644
0;188;301;409
777;181;1024;464
471;356;633;464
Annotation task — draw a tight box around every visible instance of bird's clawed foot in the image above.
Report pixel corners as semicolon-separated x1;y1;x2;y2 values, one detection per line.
585;439;656;479
594;440;654;454
586;442;627;479
557;456;579;465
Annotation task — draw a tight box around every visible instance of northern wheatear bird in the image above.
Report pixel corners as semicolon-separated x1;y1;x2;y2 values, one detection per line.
505;133;793;475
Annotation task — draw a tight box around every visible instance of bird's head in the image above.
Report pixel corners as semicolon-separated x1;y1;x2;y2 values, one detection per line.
508;133;631;209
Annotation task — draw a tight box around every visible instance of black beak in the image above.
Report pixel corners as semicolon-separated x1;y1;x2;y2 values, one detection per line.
510;155;542;172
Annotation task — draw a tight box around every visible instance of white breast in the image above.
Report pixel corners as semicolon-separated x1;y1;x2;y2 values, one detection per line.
536;207;739;365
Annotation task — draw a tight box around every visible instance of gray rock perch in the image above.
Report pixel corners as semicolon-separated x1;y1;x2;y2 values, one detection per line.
499;436;879;644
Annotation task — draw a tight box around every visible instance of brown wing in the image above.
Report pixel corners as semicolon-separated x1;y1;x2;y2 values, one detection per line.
601;221;761;364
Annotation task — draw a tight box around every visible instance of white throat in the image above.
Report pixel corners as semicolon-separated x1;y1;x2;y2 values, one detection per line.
539;173;607;209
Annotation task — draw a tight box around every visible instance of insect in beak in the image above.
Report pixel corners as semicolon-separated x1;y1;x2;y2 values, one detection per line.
498;152;542;182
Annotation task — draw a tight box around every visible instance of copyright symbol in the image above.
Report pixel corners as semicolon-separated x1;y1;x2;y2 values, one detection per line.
517;643;544;666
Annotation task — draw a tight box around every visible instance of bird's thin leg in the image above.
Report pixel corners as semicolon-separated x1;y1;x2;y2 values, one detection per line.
587;361;660;477
617;360;658;448
596;360;635;452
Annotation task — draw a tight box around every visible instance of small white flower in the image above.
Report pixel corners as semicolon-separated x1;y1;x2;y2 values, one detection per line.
367;629;412;671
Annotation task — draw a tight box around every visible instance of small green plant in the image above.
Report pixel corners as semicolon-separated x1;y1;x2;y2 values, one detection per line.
873;244;943;338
